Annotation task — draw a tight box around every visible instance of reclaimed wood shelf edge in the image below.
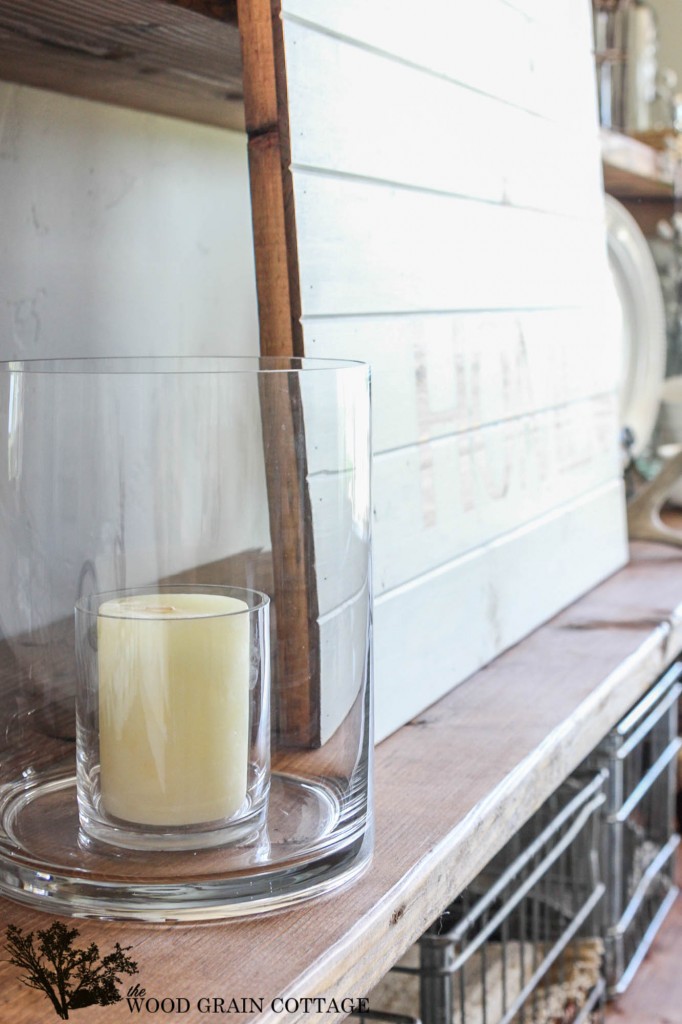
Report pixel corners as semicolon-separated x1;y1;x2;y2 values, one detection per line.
0;0;245;130
601;127;676;199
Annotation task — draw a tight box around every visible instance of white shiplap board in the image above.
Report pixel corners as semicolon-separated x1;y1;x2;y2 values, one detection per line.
283;0;588;125
373;479;627;741
369;396;621;597
305;308;622;458
283;16;602;220
294;173;607;316
242;0;627;742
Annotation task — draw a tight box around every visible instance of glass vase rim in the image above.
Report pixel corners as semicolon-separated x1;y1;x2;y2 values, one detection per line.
75;584;271;619
0;355;369;376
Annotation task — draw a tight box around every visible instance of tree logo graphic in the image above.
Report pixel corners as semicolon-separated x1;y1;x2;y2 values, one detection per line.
3;921;139;1019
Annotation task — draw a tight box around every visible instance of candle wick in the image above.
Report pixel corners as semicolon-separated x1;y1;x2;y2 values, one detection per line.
142;605;177;614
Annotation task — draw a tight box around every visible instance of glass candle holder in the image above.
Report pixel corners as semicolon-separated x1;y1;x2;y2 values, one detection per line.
75;585;270;852
0;356;372;919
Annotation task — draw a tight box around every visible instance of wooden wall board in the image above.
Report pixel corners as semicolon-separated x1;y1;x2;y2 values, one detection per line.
164;0;237;21
258;375;324;747
304;308;621;457
368;396;621;597
282;16;602;220
373;480;627;740
307;389;620;607
293;172;608;316
280;0;589;125
238;0;333;746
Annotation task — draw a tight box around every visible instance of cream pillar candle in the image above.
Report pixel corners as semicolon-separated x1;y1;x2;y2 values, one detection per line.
97;593;249;827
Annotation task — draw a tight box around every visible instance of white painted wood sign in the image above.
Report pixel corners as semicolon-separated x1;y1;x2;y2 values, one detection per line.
239;0;628;742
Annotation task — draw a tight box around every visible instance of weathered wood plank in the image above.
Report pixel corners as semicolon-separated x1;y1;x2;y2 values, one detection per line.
309;393;620;611
303;308;621;457
373;480;628;740
238;0;301;351
238;0;327;747
258;372;324;748
283;17;602;218
0;0;244;129
369;395;621;598
283;0;539;118
293;172;608;316
283;0;594;126
164;0;237;21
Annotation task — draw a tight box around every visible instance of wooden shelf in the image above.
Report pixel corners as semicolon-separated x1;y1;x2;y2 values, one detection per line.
1;539;682;1023
0;0;244;130
601;127;676;199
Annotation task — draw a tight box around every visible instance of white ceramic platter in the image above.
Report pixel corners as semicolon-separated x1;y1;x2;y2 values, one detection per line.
605;193;666;457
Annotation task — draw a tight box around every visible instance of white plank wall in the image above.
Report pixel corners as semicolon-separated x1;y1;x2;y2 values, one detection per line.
269;0;628;740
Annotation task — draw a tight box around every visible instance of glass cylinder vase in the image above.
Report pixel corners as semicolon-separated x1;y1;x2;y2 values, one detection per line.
0;356;372;920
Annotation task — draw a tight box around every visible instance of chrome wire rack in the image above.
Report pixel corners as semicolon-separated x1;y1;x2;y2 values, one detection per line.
369;772;607;1024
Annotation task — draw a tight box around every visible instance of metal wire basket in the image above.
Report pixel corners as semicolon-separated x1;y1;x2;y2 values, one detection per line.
592;661;682;995
368;772;607;1024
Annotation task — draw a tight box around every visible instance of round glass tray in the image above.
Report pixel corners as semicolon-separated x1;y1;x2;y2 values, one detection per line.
0;771;371;921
